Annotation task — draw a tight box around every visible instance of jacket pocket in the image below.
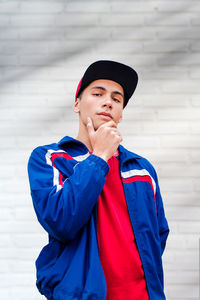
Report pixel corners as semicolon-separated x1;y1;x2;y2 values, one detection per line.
36;236;78;299
36;214;107;300
139;231;165;300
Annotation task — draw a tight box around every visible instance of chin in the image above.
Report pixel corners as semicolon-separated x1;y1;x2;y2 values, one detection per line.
93;123;101;131
93;120;108;130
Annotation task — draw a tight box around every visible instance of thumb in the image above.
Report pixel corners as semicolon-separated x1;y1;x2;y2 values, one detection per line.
87;117;95;136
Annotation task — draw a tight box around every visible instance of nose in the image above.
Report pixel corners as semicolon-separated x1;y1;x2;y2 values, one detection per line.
102;95;112;109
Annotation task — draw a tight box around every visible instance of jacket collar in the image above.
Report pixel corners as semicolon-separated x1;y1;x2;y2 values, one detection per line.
58;136;142;163
118;144;142;163
58;136;82;146
58;136;89;154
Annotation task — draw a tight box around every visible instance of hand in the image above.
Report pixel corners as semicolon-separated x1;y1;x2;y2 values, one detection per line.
87;117;122;161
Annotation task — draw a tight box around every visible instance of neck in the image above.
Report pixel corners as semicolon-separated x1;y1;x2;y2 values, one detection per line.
76;123;93;152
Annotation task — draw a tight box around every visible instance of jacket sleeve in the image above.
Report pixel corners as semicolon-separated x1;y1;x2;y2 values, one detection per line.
27;146;109;243
154;170;169;255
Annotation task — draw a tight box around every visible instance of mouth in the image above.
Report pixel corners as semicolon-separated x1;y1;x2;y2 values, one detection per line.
97;112;113;120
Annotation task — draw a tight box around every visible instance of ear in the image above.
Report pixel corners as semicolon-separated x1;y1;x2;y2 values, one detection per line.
73;98;80;113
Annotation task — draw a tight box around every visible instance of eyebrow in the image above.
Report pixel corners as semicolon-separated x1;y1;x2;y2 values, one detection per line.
90;86;124;99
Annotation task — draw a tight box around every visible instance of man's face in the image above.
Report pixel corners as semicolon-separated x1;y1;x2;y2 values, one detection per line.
73;79;124;131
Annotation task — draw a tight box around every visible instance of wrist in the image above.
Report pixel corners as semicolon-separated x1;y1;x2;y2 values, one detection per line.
92;151;109;162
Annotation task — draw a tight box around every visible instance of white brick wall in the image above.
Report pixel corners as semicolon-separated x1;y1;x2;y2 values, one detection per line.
0;1;199;299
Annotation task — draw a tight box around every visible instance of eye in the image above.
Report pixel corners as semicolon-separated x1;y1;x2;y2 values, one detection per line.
93;93;102;97
113;98;120;103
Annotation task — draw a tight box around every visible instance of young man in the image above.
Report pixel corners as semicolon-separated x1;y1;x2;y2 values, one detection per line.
28;60;169;300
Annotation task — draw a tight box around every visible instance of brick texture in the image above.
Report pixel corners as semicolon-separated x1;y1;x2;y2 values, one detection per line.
0;1;199;299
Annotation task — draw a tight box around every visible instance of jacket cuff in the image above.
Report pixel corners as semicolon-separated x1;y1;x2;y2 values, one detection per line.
88;154;110;175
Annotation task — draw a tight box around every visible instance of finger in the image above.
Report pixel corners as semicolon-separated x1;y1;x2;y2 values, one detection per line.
100;120;117;129
87;117;95;134
110;128;119;134
113;131;122;140
109;127;121;134
87;117;95;135
111;130;118;135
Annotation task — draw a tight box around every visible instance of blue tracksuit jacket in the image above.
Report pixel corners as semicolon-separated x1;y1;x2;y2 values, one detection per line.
27;136;169;300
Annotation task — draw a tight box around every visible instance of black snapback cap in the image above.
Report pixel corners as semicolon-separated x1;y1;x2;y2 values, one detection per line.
75;60;138;107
